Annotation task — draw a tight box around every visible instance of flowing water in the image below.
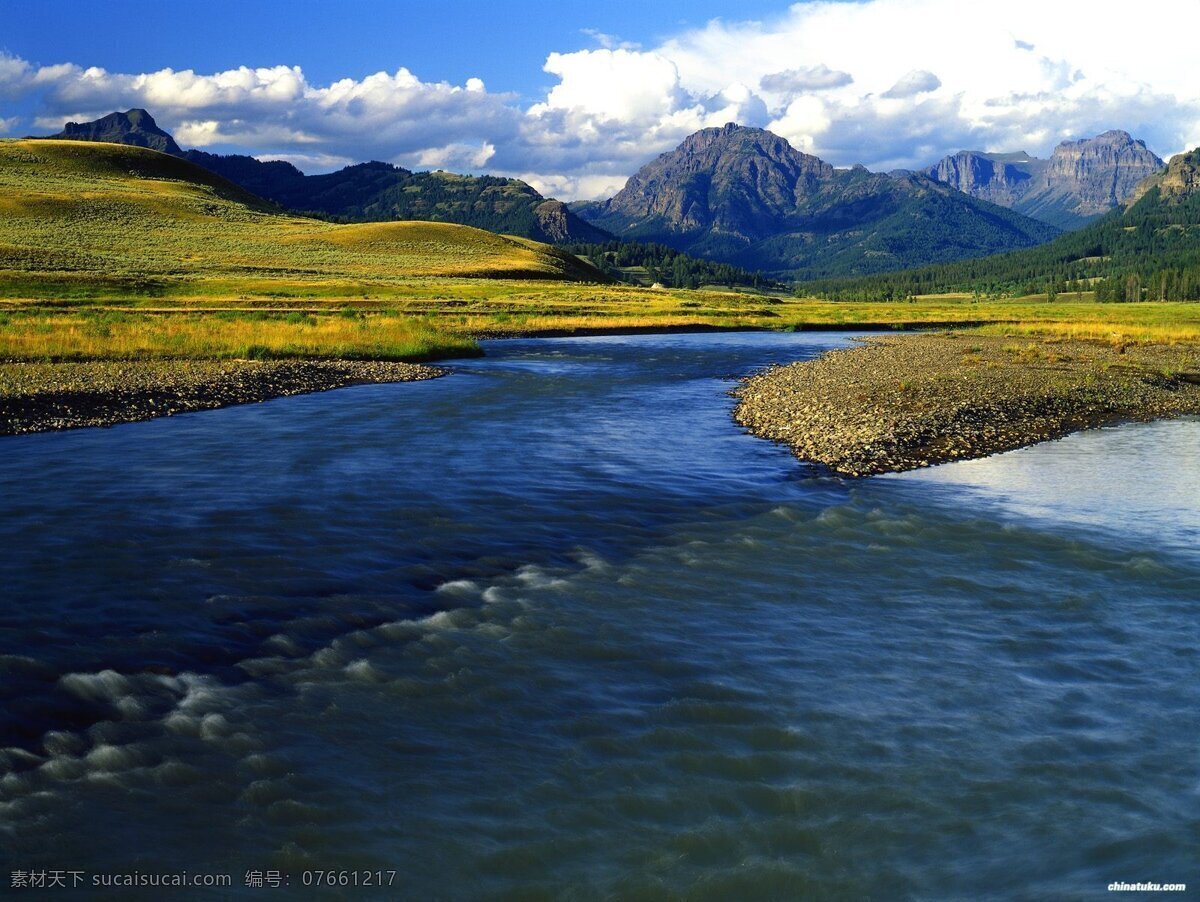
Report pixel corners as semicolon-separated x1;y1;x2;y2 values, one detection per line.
0;332;1197;899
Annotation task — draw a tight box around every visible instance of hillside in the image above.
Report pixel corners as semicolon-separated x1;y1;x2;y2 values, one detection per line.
48;110;609;245
572;124;1059;279
925;131;1164;230
803;147;1200;300
181;150;613;244
0;139;606;298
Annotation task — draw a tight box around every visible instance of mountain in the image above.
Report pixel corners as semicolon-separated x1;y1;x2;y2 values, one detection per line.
48;108;183;155
925;151;1043;209
43;110;609;245
803;145;1200;300
926;131;1164;230
572;123;1060;279
0;139;607;299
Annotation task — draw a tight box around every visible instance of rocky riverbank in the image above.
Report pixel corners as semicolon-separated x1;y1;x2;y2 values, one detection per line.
734;333;1200;476
0;359;445;435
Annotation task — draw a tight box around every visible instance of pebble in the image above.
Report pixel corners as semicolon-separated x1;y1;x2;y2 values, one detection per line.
732;333;1200;477
0;359;446;435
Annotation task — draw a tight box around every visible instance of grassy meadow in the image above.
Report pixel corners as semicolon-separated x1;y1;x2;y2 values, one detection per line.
1;138;1198;363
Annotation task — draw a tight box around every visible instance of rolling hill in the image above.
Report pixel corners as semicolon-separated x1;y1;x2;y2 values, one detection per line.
571;124;1060;279
0;139;607;299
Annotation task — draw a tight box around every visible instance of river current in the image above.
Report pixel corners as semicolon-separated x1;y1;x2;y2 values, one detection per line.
1;332;1196;898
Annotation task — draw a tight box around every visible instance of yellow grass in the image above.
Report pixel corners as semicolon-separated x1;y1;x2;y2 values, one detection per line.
0;313;477;362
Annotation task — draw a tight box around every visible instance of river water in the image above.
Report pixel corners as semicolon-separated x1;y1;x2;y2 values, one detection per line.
1;332;1197;899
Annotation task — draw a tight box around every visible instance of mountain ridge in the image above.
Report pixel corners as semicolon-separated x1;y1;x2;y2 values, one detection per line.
801;143;1200;300
573;123;1060;279
926;130;1164;230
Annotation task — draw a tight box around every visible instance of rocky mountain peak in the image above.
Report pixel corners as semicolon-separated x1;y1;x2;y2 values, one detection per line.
925;150;1041;208
1042;130;1163;211
574;124;1058;278
925;130;1164;229
595;125;836;241
51;109;182;155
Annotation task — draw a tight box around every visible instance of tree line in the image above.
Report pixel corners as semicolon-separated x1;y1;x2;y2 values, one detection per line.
566;240;780;290
797;185;1200;302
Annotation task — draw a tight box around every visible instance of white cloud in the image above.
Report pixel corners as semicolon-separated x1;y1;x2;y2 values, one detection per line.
4;58;519;171
3;0;1200;200
519;171;629;202
580;28;640;51
760;65;853;94
531;49;686;124
881;70;941;99
409;141;496;171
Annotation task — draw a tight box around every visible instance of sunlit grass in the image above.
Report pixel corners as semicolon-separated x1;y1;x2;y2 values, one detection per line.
0;312;477;362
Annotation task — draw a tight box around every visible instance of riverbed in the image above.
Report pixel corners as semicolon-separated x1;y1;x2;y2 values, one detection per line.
1;332;1196;898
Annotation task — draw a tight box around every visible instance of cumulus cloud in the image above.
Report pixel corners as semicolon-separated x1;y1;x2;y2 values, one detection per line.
881;69;941;99
2;57;519;170
760;65;853;94
3;0;1200;199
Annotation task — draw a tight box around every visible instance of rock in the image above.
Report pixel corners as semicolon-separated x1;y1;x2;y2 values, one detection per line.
49;109;182;155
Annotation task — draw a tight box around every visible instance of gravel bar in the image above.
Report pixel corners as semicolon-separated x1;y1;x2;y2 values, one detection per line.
734;333;1200;476
0;359;445;436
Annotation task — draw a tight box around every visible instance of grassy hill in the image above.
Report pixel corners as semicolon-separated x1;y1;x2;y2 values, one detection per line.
0;140;605;301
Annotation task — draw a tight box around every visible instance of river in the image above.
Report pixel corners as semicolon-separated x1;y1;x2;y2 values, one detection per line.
1;332;1196;898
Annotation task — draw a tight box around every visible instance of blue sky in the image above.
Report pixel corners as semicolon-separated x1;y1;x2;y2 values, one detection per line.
1;0;1197;199
2;0;785;100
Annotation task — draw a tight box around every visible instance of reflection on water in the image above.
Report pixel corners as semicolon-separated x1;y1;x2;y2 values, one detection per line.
0;332;1196;898
895;416;1200;552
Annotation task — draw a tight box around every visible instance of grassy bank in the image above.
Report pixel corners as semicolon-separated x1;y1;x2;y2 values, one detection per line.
5;291;1200;363
0;311;479;362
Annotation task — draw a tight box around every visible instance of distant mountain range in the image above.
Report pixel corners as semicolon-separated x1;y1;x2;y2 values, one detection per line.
46;110;609;245
924;131;1164;230
42;111;1167;282
570;123;1060;279
802;146;1200;301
